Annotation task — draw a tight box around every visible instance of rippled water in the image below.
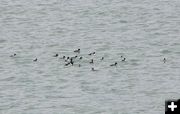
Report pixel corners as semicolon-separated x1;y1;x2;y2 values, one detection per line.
0;0;180;114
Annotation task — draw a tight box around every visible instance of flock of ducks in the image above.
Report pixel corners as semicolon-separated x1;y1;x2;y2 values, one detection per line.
9;48;167;71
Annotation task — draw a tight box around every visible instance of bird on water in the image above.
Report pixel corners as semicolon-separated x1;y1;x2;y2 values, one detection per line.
33;58;38;62
10;54;16;57
70;58;74;65
122;58;126;62
53;54;58;57
88;52;95;55
65;57;70;62
89;59;94;64
110;62;117;66
79;56;83;60
71;56;78;59
60;56;66;59
101;57;104;60
74;49;80;53
91;67;97;71
65;62;70;66
163;58;166;63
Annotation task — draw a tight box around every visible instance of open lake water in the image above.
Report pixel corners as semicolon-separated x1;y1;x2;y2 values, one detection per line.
0;0;180;114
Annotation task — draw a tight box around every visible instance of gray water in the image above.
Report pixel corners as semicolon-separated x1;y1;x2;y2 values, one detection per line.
0;0;180;114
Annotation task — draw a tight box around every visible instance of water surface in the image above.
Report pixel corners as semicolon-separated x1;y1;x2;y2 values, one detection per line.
0;0;180;114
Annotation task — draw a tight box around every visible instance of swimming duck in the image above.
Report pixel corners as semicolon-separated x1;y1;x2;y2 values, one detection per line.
88;52;95;55
70;61;74;65
65;57;70;62
110;62;117;66
89;59;94;64
71;56;78;59
163;58;166;63
122;58;126;62
74;49;80;53
70;58;74;65
10;53;16;57
100;57;104;60
53;54;58;57
79;56;83;60
60;56;66;59
65;62;70;66
33;58;38;62
91;67;97;71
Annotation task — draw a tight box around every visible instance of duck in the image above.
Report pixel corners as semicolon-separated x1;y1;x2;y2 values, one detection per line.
163;58;166;63
89;59;94;64
122;58;126;62
70;61;74;65
71;56;78;59
74;49;80;53
91;67;98;71
60;56;66;59
110;62;117;66
100;57;104;60
53;54;58;57
70;58;74;65
79;56;83;60
65;62;70;66
65;57;70;62
88;52;95;55
33;58;38;62
10;53;16;57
